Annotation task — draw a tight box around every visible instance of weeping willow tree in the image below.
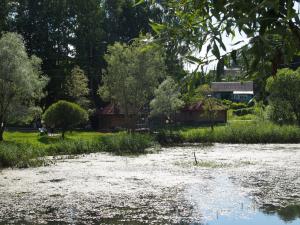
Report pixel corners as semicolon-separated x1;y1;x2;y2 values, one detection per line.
0;33;48;140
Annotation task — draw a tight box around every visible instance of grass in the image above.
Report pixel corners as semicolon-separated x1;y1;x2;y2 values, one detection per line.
0;131;155;168
3;131;108;147
1;120;300;168
178;121;300;144
227;109;256;121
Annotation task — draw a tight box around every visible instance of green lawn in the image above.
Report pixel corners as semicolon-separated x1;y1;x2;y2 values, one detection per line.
0;131;154;168
3;131;110;147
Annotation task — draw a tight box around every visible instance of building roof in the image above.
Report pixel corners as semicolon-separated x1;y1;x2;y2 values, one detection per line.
211;81;253;92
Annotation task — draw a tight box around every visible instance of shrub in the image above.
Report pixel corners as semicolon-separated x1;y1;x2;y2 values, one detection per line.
266;101;296;125
0;142;46;168
43;100;88;138
233;107;254;116
222;99;233;107
231;102;248;110
266;68;300;125
100;133;154;154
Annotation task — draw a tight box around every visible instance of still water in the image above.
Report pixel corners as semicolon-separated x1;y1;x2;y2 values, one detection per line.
0;144;299;224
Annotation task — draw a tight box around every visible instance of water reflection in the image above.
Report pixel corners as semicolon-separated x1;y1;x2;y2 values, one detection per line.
261;204;300;222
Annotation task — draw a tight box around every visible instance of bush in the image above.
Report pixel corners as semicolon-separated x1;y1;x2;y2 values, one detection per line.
266;68;300;125
154;130;183;145
266;101;296;125
43;100;88;138
47;133;155;155
222;99;233;107
100;133;155;154
233;107;254;116
0;142;46;168
231;102;248;110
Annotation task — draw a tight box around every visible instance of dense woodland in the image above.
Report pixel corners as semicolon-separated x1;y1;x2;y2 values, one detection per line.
0;1;182;107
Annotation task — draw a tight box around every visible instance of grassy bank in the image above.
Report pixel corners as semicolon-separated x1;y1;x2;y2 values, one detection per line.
0;132;155;168
178;122;300;144
1;121;300;168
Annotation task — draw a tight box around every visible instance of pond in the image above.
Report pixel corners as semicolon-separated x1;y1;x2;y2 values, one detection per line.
0;144;299;224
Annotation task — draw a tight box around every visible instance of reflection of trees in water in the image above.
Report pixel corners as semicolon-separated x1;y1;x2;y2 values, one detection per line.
261;204;300;222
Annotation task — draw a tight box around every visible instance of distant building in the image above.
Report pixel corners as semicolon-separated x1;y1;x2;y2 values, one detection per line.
97;104;149;130
211;81;254;103
176;101;227;125
98;101;228;130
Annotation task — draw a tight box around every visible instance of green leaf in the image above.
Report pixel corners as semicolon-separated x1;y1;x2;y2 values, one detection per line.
185;55;203;65
150;21;166;34
133;0;145;7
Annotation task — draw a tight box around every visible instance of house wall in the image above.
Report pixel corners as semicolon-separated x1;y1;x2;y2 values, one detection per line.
213;92;233;101
99;115;135;130
99;111;228;130
233;94;253;102
176;110;227;125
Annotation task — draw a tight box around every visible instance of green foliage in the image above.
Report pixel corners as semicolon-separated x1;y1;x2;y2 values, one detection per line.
0;32;48;140
0;131;155;168
179;122;300;144
231;102;248;110
140;0;300;92
43;101;88;137
99;37;166;127
150;77;184;119
0;142;46;168
266;101;296;124
65;66;90;109
100;132;154;154
233;108;254;116
266;68;300;125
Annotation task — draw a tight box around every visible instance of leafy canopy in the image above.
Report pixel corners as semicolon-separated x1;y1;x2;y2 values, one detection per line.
150;76;184;118
0;32;48;139
99;37;166;118
65;66;90;109
266;68;300;124
43;100;88;137
138;0;300;84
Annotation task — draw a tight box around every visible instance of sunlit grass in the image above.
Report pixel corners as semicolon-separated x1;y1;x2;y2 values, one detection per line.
0;131;154;168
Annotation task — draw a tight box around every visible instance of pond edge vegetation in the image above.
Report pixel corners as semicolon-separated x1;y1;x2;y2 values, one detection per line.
1;121;300;168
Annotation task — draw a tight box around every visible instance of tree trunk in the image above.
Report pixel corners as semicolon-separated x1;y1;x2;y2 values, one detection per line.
0;121;5;141
62;130;65;139
0;127;4;141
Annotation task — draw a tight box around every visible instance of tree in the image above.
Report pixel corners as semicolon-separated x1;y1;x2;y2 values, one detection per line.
0;0;10;34
99;37;166;129
43;100;88;139
65;66;90;109
266;68;300;125
6;0;164;107
139;0;300;89
150;77;184;125
0;32;48;141
194;85;224;130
